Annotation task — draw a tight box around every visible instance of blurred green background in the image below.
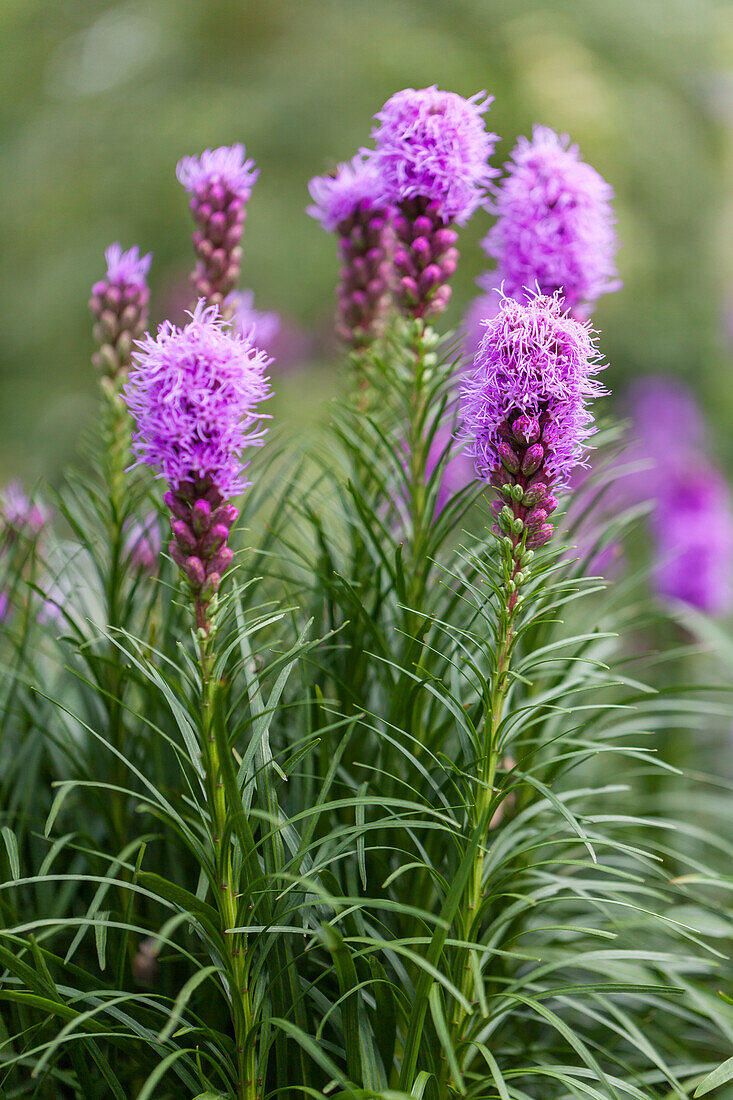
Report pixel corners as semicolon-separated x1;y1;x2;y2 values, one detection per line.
1;0;732;483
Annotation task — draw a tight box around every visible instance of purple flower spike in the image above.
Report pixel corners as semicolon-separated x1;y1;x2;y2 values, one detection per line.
461;292;606;551
176;144;259;313
371;86;496;319
89;243;152;378
125;300;271;628
308;153;391;345
483;126;620;313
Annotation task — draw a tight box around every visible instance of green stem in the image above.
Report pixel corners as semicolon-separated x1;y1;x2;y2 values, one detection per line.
197;626;257;1100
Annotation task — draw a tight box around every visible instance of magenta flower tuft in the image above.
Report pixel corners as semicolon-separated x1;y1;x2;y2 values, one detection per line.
307;153;384;233
461;293;606;550
125;300;271;499
483;126;620;313
176;144;259;311
371;86;497;319
308;153;391;345
125;301;271;625
371;86;497;226
90;243;152;377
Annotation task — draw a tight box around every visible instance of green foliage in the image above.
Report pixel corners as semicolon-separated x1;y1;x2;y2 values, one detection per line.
1;320;733;1099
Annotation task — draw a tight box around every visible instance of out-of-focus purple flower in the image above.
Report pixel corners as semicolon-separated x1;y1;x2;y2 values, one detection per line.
89;243;152;378
0;591;9;623
308;154;391;345
307;153;384;233
482;126;620;314
124;512;161;573
653;464;732;612
425;424;475;516
125;301;271;623
1;482;50;539
176;144;259;312
371;86;497;226
230;289;281;350
621;376;733;613
371;86;497;320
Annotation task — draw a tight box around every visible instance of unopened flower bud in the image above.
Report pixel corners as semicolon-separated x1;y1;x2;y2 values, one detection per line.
521;443;544;475
512;415;541;446
499;442;520;474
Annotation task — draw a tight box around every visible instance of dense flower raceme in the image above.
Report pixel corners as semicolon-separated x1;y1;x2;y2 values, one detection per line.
482;126;620;314
624;377;732;612
372;86;498;318
124;301;271;620
308;153;391;345
461;293;606;549
89;243;152;378
177;144;259;312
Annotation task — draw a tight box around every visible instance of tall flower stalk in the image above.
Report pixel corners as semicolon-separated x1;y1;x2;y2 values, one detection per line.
451;292;607;1062
125;300;271;1100
177;144;259;316
369;86;498;685
89;242;152;846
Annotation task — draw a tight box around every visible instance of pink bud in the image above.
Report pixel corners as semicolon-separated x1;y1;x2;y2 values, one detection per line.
522;444;544;476
192;499;211;535
499;441;520;474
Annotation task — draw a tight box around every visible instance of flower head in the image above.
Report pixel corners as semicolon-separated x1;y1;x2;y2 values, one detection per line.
483;126;620;310
307;153;384;232
371;85;497;225
125;300;272;499
102;243;152;289
176;144;259;200
461;292;606;490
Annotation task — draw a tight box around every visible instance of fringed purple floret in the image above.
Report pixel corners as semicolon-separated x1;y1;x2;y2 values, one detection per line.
176;144;259;312
308;154;391;345
371;86;497;226
90;243;152;377
461;292;606;551
483;126;620;313
307;153;384;232
125;300;271;626
371;86;497;320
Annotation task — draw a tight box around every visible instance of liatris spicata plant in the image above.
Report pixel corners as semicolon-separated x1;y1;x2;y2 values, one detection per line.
125;299;271;631
372;85;497;318
89;243;152;380
308;153;391;346
462;291;605;570
482;126;620;315
177;144;259;314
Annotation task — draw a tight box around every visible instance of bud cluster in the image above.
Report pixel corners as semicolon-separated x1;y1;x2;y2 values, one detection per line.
489;412;559;553
188;183;246;311
89;245;151;380
392;198;458;319
335;200;391;345
165;480;239;630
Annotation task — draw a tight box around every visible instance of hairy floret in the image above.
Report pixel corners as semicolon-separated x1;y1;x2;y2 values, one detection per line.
125;300;271;499
176;144;259;199
461;292;606;488
371;85;497;225
307;153;384;232
483;126;620;310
